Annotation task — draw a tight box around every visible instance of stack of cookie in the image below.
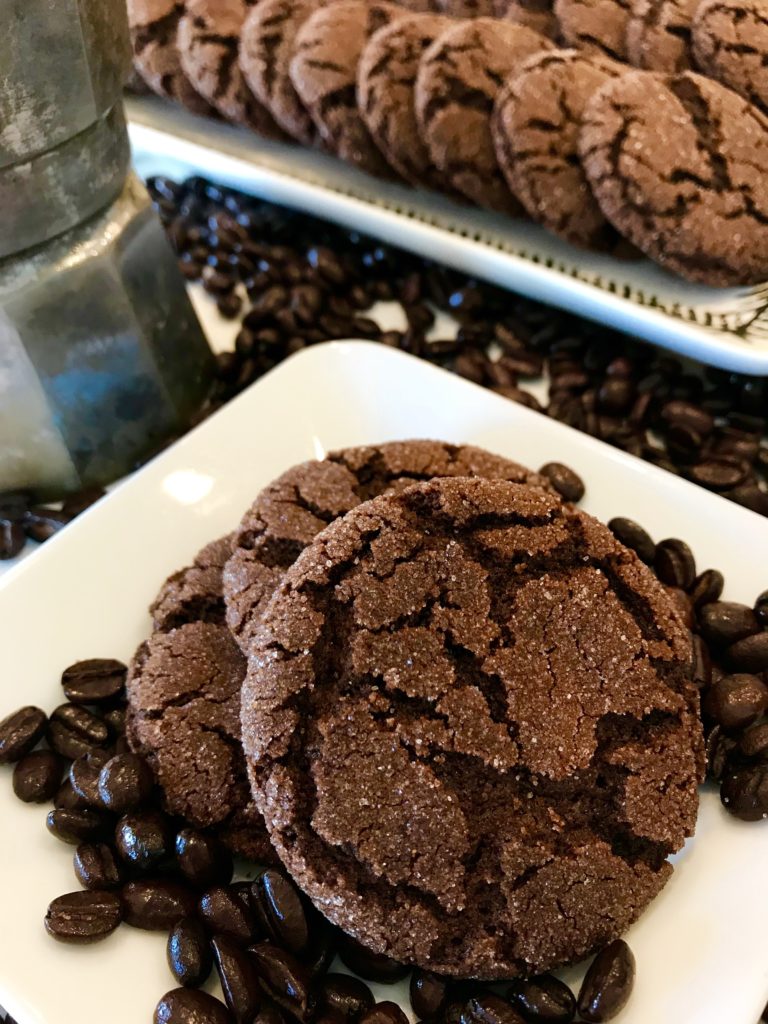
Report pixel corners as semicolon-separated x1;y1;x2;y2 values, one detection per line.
127;0;768;287
126;438;704;978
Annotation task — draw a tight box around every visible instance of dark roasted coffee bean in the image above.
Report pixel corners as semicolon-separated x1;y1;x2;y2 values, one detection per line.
606;518;655;564
597;377;634;414
460;993;525;1024
154;988;233;1024
0;519;25;558
55;777;89;810
291;284;324;324
577;940;635;1022
689;569;724;608
298;916;335;979
654;538;696;589
115;809;173;871
12;749;64;802
443;998;468;1024
721;764;768;820
359;1002;409;1024
727;632;768;673
453;351;487;385
61;486;108;519
250;943;315;1023
492;386;543;412
103;705;127;738
410;970;448;1020
538;463;584;503
0;706;47;763
69;749;111;807
47;704;109;759
699;602;760;647
251;1001;288;1024
123;879;196;930
213;935;261;1023
199;886;256;944
46;808;109;844
739;722;768;760
61;658;127;704
691;635;712;689
98;752;154;812
667;423;702;463
706;725;738;782
755;590;768;626
724;483;768;516
217;293;243;319
250;869;309;954
168;917;212;988
705;674;768;732
175;829;233;888
45;889;122;944
319;972;374;1023
660;399;714;435
23;507;71;542
74;842;123;890
690;459;749;491
508;974;576;1023
337;933;409;983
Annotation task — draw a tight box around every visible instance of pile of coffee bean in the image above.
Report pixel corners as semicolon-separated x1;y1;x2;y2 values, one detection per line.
148;175;768;520
0;487;105;560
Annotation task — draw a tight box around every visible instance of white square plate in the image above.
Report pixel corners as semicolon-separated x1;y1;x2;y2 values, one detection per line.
1;341;767;1024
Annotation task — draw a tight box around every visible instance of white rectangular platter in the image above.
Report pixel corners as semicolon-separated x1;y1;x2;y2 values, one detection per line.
0;341;767;1024
127;96;768;376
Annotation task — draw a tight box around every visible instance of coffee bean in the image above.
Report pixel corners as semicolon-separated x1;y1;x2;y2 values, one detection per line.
538;463;584;503
691;635;712;689
69;750;111;807
754;590;768;626
507;974;576;1023
0;706;47;763
706;721;738;779
45;889;122;944
460;993;525;1024
12;749;64;802
577;940;635;1022
0;520;25;559
359;1002;409;1024
47;704;109;759
98;753;154;812
175;829;233;889
103;706;127;739
691;459;749;491
667;423;702;463
199;886;256;944
660;400;714;437
154;988;233;1024
705;674;768;732
726;632;768;673
252;1002;288;1024
689;569;724;608
74;842;123;890
454;351;487;385
607;518;655;564
319;972;375;1022
308;247;347;285
654;538;696;589
699;602;760;647
721;763;768;820
739;722;768;759
55;777;89;810
299;917;336;979
493;386;543;412
664;586;695;630
115;809;173;871
410;970;448;1020
250;869;309;954
23;507;71;542
249;943;315;1023
213;935;261;1023
61;658;127;704
337;933;409;983
46;808;109;844
597;378;634;415
61;486;107;518
123;879;196;930
218;293;243;319
168;917;212;988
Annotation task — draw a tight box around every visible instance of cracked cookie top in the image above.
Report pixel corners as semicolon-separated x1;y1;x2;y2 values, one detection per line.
579;69;768;287
222;440;547;654
692;0;768;116
242;477;704;977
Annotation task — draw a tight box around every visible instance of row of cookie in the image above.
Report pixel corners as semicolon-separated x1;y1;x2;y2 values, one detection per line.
552;0;768;118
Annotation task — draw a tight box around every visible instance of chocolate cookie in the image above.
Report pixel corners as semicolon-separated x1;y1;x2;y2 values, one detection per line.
357;14;454;189
579;69;768;286
177;0;284;137
127;0;212;114
493;49;622;248
242;477;703;977
415;19;552;214
150;534;232;632
289;1;405;175
127;621;275;862
222;440;547;653
498;0;560;38
626;0;699;71
554;0;632;60
692;0;768;115
239;0;319;145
